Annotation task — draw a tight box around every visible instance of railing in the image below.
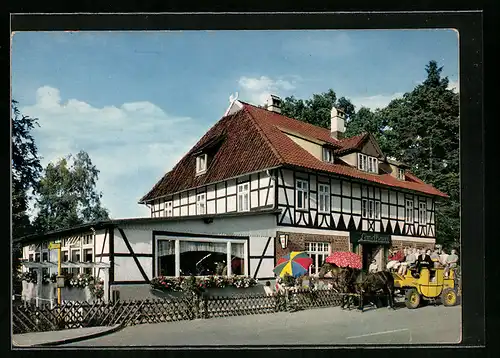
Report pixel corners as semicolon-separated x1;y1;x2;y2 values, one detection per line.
12;288;362;334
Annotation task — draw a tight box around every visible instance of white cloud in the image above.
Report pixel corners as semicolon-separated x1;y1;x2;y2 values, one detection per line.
238;75;298;105
22;86;203;219
351;92;405;111
447;79;459;92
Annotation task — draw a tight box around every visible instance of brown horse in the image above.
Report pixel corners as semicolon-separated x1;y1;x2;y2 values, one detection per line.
320;264;395;311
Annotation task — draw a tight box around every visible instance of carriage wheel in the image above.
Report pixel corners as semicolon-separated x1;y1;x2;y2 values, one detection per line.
405;288;421;309
441;288;458;307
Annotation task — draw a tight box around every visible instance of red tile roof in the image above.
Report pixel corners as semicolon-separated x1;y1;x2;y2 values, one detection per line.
140;102;448;203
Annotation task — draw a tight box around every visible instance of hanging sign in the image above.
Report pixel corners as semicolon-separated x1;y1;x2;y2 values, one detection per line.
350;231;391;245
48;242;61;250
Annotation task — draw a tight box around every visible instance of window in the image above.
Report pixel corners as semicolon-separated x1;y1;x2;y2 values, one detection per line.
83;234;93;245
363;199;381;219
419;202;427;225
35;253;40;262
397;168;405;180
196;194;206;215
375;201;381;220
62;251;69;262
84;248;93;262
405;200;414;223
196;154;208;174
306;242;330;275
165;201;173;217
318;184;330;213
84;267;93;275
42;252;48;262
357;153;378;173
296;179;309;210
157;239;246;277
71;249;81;262
28;254;33;262
237;183;250;212
322;147;334;163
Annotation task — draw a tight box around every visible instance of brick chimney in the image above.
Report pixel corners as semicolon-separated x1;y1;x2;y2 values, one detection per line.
331;107;346;140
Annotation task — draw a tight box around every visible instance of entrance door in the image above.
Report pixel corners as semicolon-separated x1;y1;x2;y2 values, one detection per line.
362;244;384;271
362;244;374;270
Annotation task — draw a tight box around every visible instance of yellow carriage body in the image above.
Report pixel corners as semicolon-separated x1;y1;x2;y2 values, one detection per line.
392;267;459;308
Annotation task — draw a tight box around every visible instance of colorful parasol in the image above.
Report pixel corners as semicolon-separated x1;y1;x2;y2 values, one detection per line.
273;251;313;278
325;251;362;269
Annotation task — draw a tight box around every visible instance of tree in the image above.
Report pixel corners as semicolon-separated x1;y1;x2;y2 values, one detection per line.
11;100;42;239
378;60;460;249
12;99;43;294
281;89;356;129
34;150;110;233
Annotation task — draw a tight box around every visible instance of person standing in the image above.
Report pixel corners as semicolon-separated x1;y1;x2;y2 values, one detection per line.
444;249;459;278
430;249;441;268
439;249;449;267
369;259;378;273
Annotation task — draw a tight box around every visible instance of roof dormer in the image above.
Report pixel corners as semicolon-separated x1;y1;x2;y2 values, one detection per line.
357;152;379;174
195;154;208;176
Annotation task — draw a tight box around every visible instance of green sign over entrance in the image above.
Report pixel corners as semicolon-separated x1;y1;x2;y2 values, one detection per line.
350;231;391;245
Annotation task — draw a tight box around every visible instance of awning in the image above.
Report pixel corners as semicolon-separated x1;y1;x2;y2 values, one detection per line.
20;261;57;269
21;261;110;269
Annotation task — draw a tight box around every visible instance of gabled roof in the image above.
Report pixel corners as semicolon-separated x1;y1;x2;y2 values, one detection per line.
140;101;448;203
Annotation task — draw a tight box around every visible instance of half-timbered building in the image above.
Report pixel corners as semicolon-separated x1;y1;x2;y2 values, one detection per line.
16;94;447;302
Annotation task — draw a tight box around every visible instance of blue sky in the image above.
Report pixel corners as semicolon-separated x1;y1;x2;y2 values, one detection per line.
12;30;459;219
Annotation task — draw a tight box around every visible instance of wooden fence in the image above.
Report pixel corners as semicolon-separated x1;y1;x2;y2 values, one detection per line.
12;289;359;334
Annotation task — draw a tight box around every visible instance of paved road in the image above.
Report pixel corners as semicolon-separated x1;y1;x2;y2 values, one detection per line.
63;304;461;347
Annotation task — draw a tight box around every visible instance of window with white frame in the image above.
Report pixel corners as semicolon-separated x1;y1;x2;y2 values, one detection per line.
83;234;93;245
322;147;334;163
35;252;40;262
157;238;246;277
196;154;208;174
42;251;48;262
237;183;250;212
375;201;381;219
368;200;374;219
165;201;173;217
357;153;378;174
196;193;206;215
306;242;330;275
405;199;414;223
397;168;405;180
362;199;381;219
419;202;427;225
62;250;69;262
296;179;309;210
318;184;330;213
28;254;33;262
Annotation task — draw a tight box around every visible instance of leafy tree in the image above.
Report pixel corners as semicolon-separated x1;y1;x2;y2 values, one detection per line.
34;150;110;233
11;100;42;239
277;61;459;250
281;89;356;129
376;60;459;249
12;100;42;294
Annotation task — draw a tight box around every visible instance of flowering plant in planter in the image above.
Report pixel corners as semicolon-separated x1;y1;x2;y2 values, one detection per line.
229;275;257;288
150;276;185;292
69;273;96;288
150;275;258;292
88;278;105;299
18;271;37;284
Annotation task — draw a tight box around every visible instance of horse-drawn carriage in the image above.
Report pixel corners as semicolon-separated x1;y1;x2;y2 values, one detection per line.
392;266;460;309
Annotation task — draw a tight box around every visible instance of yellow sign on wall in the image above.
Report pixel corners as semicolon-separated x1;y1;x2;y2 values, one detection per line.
48;242;61;250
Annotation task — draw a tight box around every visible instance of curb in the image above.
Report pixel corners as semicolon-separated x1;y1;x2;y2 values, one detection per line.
18;324;126;348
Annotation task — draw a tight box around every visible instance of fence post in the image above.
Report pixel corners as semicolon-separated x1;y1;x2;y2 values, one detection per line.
203;296;208;319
